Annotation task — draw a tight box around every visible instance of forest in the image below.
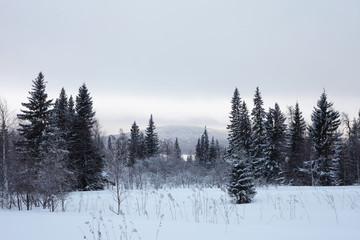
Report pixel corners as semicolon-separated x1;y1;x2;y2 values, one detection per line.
0;72;360;211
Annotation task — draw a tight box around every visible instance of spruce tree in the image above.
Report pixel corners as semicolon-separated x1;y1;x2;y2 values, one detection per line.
227;88;241;160
69;84;103;190
18;72;53;162
209;137;217;167
250;87;266;179
286;102;306;185
308;91;341;186
239;101;252;157
346;117;360;184
200;127;210;167
263;103;286;183
174;138;182;160
17;72;53;207
195;138;202;162
145;114;159;157
128;121;141;166
54;88;69;134
228;156;256;204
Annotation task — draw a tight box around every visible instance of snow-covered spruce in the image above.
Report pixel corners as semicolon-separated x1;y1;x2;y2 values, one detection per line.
227;157;256;204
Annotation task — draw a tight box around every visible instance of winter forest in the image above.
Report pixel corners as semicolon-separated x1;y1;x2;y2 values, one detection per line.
1;72;360;239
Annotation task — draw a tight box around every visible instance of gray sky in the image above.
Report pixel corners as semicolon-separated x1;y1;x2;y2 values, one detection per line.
1;0;359;135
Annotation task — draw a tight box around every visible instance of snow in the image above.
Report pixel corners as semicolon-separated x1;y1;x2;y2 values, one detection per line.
1;186;360;240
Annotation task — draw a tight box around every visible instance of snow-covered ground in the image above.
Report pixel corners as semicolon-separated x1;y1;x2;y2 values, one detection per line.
1;186;360;240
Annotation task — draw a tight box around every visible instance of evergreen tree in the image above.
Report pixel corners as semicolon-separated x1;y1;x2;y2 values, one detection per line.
200;127;210;166
174;138;182;160
239;101;252;157
195;138;202;162
54;88;69;134
250;87;266;179
227;88;241;160
228;156;256;204
308;91;341;186
145;114;159;157
138;132;147;159
17;72;52;208
128;121;141;166
208;137;217;167
346;117;360;184
69;84;103;190
263;103;287;183
17;72;53;163
285;103;307;185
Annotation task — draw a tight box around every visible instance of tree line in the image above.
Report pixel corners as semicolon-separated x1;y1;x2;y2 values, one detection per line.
0;73;359;209
0;72;226;211
227;86;360;203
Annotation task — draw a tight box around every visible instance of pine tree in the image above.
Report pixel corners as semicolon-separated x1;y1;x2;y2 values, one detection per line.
250;87;266;179
308;91;341;186
228;156;256;204
69;84;103;190
17;72;53;208
263;103;287;183
145;114;159;158
286;102;307;185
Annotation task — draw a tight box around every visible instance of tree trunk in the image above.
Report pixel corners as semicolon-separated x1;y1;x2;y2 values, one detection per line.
116;176;121;215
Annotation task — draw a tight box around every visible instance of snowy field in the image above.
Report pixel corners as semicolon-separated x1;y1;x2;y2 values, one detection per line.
1;186;360;240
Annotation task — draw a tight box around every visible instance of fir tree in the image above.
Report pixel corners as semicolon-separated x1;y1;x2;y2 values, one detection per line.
69;84;103;190
228;156;256;204
145;114;159;157
308;91;341;186
250;87;266;179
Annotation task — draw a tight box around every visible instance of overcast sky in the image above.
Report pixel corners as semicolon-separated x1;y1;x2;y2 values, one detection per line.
1;0;359;135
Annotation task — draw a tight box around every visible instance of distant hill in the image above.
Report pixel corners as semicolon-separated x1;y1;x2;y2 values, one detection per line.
105;125;228;154
156;126;228;154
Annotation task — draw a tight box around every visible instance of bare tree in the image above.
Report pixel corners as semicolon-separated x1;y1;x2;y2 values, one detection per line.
0;98;15;208
104;129;129;214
